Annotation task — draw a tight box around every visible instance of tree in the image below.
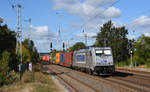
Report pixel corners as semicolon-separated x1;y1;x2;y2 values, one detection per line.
0;24;18;71
68;42;86;51
0;51;11;86
133;35;150;65
22;39;40;64
0;24;16;54
94;20;129;62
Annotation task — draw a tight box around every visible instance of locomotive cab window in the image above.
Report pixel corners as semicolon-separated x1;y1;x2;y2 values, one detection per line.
95;50;103;56
95;49;111;56
104;50;111;55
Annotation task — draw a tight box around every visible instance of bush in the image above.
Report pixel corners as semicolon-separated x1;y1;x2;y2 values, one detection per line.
0;51;18;86
146;59;150;68
115;60;130;67
0;51;10;86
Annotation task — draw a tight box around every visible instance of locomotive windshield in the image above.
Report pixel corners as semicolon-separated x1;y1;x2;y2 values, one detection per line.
104;50;111;55
95;49;111;56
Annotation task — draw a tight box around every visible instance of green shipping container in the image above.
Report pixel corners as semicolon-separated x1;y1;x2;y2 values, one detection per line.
49;55;51;62
53;53;56;63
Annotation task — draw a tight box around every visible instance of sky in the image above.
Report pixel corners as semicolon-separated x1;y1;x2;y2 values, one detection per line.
0;0;150;53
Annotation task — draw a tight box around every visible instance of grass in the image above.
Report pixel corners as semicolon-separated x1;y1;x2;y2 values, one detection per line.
0;64;58;92
115;60;130;67
116;60;150;69
146;62;150;68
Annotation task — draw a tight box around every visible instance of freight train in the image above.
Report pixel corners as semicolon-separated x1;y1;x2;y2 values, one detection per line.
41;47;115;75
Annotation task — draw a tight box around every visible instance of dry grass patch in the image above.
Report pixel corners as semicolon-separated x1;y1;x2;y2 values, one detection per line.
0;64;58;92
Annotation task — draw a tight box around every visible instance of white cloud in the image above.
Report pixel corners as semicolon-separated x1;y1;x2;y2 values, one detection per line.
23;25;58;52
53;0;122;46
53;0;121;42
130;16;150;30
23;25;57;40
85;0;115;8
53;0;121;20
144;32;150;36
127;16;150;37
103;7;121;18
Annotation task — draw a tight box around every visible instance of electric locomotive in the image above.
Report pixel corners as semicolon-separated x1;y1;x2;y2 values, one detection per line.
72;47;115;75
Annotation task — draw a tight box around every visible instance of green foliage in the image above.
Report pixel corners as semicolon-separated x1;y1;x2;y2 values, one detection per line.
0;24;19;72
0;51;10;86
94;20;129;63
146;59;150;68
22;39;40;64
0;24;40;86
116;59;130;67
68;42;86;51
16;45;31;63
133;35;150;66
0;24;18;86
0;24;16;54
0;51;10;71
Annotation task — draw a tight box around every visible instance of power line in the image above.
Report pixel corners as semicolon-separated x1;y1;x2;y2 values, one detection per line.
7;0;17;15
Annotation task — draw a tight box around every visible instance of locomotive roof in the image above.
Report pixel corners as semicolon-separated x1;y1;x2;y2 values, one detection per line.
75;47;111;53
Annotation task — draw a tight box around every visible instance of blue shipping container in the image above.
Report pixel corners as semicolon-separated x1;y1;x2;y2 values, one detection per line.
60;53;65;62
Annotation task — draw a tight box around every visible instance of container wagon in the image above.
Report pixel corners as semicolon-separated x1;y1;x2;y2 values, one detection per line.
64;52;73;68
60;53;65;66
52;53;56;64
56;52;61;64
50;53;53;64
41;55;50;64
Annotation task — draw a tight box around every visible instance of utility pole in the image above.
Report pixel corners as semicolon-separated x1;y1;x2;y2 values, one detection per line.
24;18;32;47
13;4;22;80
82;29;87;47
58;27;63;50
85;34;87;47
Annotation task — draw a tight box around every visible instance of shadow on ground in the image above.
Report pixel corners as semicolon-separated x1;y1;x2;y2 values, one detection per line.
42;70;70;76
99;71;134;78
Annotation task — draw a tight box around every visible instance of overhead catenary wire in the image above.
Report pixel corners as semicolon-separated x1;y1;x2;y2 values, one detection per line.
7;0;17;15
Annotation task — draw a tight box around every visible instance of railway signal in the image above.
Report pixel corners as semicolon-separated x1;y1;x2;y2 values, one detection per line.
50;42;53;52
63;42;65;51
128;39;135;67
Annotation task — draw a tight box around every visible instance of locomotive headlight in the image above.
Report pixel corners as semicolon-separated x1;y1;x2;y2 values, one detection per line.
110;62;113;65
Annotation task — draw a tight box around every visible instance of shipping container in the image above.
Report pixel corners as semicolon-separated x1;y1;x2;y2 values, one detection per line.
52;53;56;64
41;56;45;61
56;52;61;64
45;55;49;62
49;54;51;63
64;52;73;67
50;53;53;63
41;55;49;64
60;53;65;65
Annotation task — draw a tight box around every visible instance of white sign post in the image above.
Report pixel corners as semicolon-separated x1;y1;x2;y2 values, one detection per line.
29;63;32;71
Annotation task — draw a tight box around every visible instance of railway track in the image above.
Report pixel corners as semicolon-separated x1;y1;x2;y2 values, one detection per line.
52;65;150;92
116;68;150;77
44;65;100;92
114;71;150;82
46;68;80;92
